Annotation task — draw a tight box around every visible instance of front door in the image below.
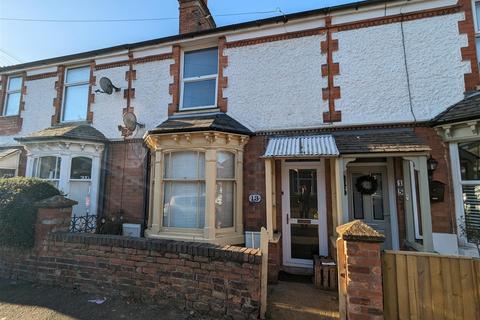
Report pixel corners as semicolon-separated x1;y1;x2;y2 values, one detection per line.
282;161;328;268
348;166;392;249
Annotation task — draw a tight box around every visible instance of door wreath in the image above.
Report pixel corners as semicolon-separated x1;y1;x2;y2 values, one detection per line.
355;175;378;195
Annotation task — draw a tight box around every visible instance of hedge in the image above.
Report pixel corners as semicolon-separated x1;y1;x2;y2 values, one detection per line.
0;177;60;248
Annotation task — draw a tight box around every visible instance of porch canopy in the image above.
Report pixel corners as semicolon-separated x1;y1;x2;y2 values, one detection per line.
263;135;339;158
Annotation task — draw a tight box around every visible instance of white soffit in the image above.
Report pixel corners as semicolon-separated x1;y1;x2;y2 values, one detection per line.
263;135;339;158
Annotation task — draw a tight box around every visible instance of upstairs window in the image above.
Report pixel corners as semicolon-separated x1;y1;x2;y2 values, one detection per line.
181;48;218;110
475;1;480;66
62;66;90;122
3;76;22;116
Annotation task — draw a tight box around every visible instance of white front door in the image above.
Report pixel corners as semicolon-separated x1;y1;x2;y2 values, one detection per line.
348;166;392;249
282;161;328;268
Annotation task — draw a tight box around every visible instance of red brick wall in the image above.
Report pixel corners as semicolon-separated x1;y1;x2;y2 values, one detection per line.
0;233;261;319
243;135;267;231
103;140;148;225
415;127;455;234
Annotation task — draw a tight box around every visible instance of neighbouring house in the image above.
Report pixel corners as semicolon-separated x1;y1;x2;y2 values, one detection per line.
0;0;479;284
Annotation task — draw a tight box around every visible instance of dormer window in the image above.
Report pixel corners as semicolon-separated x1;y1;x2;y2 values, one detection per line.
3;76;22;116
180;48;218;110
62;66;90;122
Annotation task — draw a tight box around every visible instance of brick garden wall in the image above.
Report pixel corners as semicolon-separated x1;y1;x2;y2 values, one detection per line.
0;233;261;319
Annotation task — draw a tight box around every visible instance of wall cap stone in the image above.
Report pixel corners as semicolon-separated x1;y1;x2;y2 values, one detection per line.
35;195;78;208
48;232;262;264
336;220;385;243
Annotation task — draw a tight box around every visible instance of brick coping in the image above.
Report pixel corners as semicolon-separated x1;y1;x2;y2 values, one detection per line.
47;232;262;264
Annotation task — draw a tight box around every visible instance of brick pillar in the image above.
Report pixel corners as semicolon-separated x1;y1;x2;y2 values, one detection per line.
336;220;385;320
34;195;77;250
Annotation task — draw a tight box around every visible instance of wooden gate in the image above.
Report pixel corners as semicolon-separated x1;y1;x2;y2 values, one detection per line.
382;250;480;320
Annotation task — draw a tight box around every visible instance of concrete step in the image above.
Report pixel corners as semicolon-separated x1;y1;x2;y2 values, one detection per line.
267;281;339;320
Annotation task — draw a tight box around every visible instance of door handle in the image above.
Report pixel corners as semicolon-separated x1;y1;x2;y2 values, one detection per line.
286;214;289;224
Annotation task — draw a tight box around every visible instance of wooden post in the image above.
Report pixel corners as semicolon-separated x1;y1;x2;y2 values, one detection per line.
265;159;274;241
260;227;269;319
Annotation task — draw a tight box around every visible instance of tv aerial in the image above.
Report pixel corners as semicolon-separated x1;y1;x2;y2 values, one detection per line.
118;111;145;137
95;77;121;94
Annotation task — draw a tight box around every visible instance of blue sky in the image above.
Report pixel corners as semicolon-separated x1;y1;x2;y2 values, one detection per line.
0;0;353;66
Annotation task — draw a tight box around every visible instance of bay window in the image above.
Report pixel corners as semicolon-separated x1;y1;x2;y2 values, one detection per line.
62;66;90;122
3;76;22;116
181;48;218;110
458;141;480;242
145;131;248;245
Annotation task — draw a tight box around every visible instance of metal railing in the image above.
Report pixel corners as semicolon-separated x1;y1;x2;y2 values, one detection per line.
70;213;97;233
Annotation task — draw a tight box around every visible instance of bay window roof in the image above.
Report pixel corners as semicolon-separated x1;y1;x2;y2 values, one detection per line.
15;124;106;143
150;112;252;135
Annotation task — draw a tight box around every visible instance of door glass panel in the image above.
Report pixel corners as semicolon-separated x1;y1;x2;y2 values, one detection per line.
291;224;319;260
352;173;364;219
289;169;318;219
371;173;384;220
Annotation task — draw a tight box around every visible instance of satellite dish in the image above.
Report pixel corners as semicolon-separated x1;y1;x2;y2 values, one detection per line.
97;77;120;95
122;112;145;131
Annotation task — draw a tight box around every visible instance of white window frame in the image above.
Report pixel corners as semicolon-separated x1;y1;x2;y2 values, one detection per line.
179;47;218;111
162;150;206;232
215;150;236;232
453;141;480;246
3;76;22;116
32;155;62;187
61;66;90;123
473;0;480;66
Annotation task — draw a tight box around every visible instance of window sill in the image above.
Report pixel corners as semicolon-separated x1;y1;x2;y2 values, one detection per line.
145;228;244;246
174;107;220;116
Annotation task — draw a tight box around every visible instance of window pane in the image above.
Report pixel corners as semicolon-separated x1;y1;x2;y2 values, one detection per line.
70;157;92;179
4;92;21;116
289;169;318;219
164;152;205;179
163;181;205;228
217;151;235;179
372;173;384;220
476;2;480;31
63;84;89;122
184;48;218;78
182;79;216;109
8;77;22;91
477;37;480;68
462;185;480;242
215;181;234;228
66;67;90;83
37;156;61;180
0;169;16;178
459;141;480;180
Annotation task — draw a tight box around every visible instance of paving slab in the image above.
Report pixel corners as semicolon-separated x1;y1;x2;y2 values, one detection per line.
267;281;339;320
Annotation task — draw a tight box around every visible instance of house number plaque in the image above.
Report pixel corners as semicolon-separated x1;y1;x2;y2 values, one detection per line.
248;193;262;203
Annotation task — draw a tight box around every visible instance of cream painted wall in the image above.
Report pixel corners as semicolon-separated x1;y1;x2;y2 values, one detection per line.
225;35;328;131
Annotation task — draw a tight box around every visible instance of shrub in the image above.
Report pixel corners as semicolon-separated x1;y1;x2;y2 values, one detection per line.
0;177;60;248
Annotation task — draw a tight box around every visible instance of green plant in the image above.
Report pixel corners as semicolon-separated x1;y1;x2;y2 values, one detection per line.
0;177;60;248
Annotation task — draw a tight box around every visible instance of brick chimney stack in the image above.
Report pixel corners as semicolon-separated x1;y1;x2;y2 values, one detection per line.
178;0;216;34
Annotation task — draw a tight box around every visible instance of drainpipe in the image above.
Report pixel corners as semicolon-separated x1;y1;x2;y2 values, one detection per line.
97;142;110;220
142;146;151;236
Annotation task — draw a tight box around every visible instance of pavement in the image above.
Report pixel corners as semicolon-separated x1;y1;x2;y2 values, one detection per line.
267;281;339;320
0;279;212;320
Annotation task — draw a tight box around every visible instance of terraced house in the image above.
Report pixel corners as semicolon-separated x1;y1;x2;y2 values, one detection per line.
1;0;480;284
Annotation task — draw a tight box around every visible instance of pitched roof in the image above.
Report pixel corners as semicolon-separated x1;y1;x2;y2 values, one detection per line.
433;92;480;125
333;128;430;154
15;124;107;143
0;0;402;72
149;112;252;135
